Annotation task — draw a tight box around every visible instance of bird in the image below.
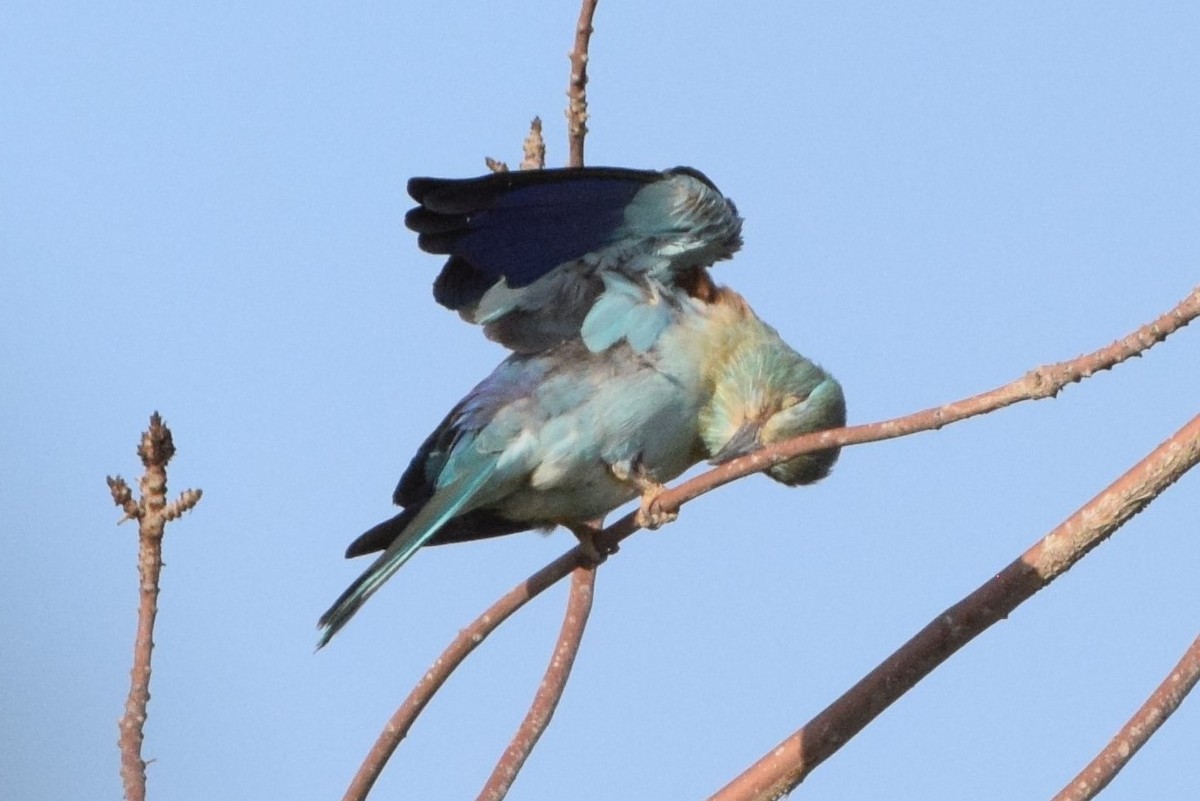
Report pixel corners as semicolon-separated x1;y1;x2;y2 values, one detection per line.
317;282;845;647
404;166;743;354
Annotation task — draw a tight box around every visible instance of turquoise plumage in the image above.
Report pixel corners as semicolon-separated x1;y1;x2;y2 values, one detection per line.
317;283;844;646
698;293;846;486
319;166;846;646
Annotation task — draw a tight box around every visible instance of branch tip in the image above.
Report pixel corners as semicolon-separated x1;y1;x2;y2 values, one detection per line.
137;412;176;468
520;117;546;171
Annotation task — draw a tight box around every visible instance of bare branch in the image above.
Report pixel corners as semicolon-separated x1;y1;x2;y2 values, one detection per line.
599;284;1200;550
1051;633;1200;801
164;488;203;521
486;117;544;174
566;0;598;167
708;412;1200;801
340;550;590;801
107;476;139;522
476;565;597;801
108;412;202;801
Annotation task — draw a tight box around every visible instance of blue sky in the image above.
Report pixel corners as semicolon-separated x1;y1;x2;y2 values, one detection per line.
3;3;1198;799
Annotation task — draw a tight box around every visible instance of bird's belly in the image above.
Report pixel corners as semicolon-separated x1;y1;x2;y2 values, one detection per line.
498;467;638;524
492;370;704;524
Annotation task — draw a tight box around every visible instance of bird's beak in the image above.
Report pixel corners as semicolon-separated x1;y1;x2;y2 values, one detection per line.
709;421;763;464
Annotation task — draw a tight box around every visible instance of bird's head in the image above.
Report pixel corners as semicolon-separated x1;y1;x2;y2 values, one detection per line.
702;335;846;486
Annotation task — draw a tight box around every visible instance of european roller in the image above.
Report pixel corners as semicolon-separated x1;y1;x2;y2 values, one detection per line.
317;281;845;646
404;166;743;354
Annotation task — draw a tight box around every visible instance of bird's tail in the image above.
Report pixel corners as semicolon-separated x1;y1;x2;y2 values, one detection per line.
316;464;497;648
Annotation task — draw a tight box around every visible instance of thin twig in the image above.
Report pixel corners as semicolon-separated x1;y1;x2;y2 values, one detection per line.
476;565;597;801
1051;633;1200;801
340;550;589;801
566;0;598;168
107;413;202;801
344;285;1198;794
708;412;1200;801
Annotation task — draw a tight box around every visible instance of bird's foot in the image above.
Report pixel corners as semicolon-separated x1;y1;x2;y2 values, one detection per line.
612;460;677;530
634;482;677;530
568;521;617;565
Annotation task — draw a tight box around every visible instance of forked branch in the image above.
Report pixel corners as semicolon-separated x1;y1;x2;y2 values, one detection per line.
476;566;597;801
339;550;590;801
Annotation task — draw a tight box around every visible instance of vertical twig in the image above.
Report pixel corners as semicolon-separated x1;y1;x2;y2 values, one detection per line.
107;412;202;801
566;0;599;168
708;412;1200;801
476;565;597;801
1050;634;1200;801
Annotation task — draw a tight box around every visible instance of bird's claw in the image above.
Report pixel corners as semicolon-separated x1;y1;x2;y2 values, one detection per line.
612;458;678;531
634;483;677;530
570;524;617;565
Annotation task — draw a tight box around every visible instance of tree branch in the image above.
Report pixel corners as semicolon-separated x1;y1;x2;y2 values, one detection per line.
707;411;1200;801
476;565;597;801
566;0;598;168
616;284;1200;538
107;413;202;801
340;550;590;801
1051;633;1200;801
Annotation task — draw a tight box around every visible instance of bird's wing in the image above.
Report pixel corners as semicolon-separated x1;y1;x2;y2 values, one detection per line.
405;166;742;353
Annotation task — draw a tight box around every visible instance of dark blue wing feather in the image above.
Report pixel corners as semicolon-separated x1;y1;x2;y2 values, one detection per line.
407;169;657;305
344;507;533;557
447;180;646;285
405;166;743;353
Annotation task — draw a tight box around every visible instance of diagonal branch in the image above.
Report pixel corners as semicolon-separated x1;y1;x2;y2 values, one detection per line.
609;283;1200;543
476;565;597;801
707;411;1200;801
1050;633;1200;801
